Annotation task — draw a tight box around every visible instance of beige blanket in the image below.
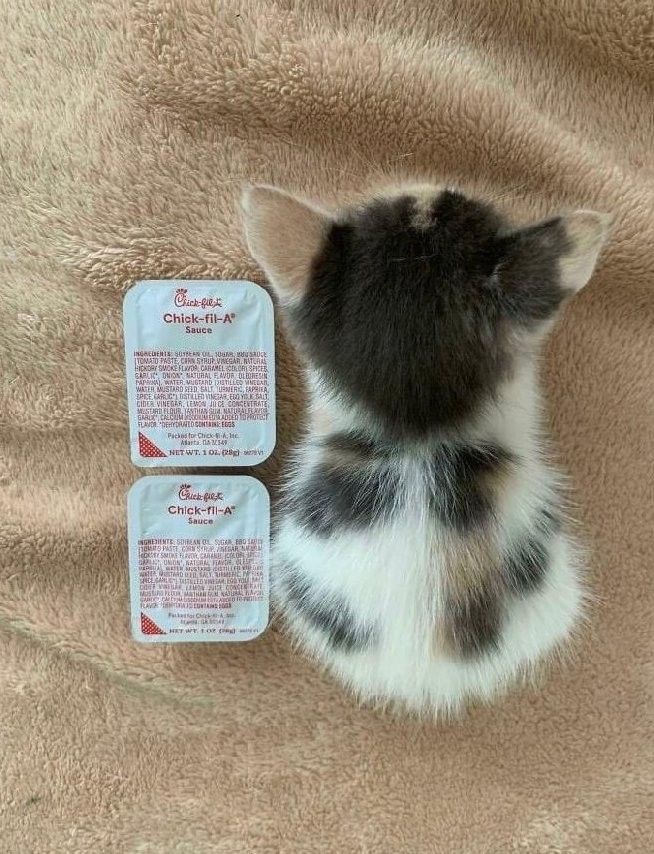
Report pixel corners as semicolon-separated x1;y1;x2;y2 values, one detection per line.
2;1;653;850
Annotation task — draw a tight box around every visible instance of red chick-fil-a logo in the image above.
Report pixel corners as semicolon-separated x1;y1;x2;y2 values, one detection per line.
170;484;235;524
174;288;223;309
178;484;224;502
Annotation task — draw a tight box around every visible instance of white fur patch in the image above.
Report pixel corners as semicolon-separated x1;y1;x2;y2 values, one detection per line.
273;367;585;717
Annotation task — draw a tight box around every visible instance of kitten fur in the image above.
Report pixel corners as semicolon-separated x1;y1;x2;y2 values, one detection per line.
243;183;610;716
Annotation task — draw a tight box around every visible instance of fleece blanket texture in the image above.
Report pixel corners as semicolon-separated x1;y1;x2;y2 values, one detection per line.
1;1;653;850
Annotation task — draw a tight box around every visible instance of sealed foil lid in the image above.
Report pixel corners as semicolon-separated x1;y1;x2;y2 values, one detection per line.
123;280;276;467
127;475;270;643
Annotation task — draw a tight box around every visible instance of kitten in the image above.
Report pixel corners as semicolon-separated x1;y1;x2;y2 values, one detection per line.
242;183;610;715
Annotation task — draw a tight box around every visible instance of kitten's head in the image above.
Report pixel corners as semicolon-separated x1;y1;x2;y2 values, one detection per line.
243;184;610;438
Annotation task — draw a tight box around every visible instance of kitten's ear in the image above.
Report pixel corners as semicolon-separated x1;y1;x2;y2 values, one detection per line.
557;210;612;293
242;185;331;299
496;209;611;326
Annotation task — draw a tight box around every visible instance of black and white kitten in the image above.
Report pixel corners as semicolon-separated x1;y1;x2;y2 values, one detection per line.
242;183;609;715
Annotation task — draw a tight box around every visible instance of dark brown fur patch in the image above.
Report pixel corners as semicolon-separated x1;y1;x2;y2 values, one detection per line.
285;458;399;538
438;503;560;659
502;506;558;594
283;565;376;652
429;443;516;532
436;533;504;660
443;584;502;659
320;431;385;467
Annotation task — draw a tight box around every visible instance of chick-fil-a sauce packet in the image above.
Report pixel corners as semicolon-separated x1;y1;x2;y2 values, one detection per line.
123;280;275;467
128;475;270;642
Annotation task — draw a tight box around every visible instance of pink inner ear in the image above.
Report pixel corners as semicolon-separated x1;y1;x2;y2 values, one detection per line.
243;185;330;297
559;210;611;292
